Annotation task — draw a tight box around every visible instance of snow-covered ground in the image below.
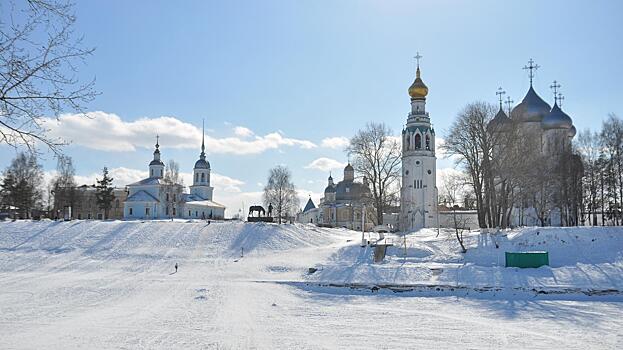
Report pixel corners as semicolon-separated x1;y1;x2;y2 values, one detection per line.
0;220;622;349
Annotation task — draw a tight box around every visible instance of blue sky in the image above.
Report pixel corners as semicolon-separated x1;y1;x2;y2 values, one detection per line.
1;0;622;215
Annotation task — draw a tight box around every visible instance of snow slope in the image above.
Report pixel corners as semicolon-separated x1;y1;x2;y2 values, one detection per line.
308;226;623;292
0;220;622;349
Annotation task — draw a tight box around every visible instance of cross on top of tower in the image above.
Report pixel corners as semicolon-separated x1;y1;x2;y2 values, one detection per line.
550;80;561;102
414;52;423;69
496;87;506;108
523;58;540;85
156;134;159;148
557;93;565;107
505;96;514;115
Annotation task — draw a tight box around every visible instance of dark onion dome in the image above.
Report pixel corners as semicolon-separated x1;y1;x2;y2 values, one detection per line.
324;185;336;193
511;86;551;122
149;159;164;166
487;107;511;132
542;102;572;130
344;163;354;172
194;158;210;169
568;124;577;138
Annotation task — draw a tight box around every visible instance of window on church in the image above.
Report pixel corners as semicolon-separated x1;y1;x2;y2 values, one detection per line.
146;207;150;216
160;169;163;177
115;199;119;208
129;208;133;215
173;194;176;202
196;173;199;182
406;135;410;150
195;211;198;217
201;173;205;182
415;134;421;149
151;169;153;177
426;135;431;150
166;193;169;201
189;210;191;217
166;207;169;215
173;208;176;216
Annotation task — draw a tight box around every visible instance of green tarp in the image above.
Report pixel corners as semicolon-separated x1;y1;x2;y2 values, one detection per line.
505;251;549;268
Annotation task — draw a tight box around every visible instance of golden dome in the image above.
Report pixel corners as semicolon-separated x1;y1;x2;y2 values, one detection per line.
408;67;428;99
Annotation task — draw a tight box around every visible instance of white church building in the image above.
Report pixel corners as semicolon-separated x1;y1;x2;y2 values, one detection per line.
123;134;226;220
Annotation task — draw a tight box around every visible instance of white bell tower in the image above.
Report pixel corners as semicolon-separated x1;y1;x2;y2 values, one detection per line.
400;53;438;231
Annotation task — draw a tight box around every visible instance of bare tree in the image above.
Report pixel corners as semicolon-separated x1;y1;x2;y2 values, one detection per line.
162;159;184;219
0;0;97;154
347;122;401;225
440;172;469;252
263;165;299;224
51;155;77;218
443;102;496;228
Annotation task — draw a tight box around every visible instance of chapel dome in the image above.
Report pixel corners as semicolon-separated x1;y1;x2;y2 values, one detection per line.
542;103;572;130
408;67;428;99
511;86;551;122
194;158;210;169
324;185;336;193
487;107;511;132
568;125;577;138
149;159;164;166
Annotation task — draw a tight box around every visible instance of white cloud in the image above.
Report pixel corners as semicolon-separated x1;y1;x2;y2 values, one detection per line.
43;112;316;155
320;136;349;149
233;126;254;138
304;157;347;172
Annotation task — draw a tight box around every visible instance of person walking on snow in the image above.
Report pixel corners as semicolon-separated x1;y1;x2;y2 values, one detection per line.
175;263;178;273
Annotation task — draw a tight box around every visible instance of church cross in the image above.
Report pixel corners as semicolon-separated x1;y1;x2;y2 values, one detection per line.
557;93;565;107
505;96;514;115
414;52;423;69
550;80;561;102
156;134;159;147
496;87;506;108
523;58;540;85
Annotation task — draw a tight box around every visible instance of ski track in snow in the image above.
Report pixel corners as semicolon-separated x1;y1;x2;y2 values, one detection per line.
0;220;622;349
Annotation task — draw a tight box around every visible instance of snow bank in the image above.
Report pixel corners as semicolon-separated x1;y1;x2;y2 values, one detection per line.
307;226;623;292
0;220;349;273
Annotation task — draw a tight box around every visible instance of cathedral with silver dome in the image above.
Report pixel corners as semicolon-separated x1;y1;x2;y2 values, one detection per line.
487;59;582;227
123;128;226;220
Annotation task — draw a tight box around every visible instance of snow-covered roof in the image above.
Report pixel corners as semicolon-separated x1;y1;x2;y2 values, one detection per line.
126;190;159;203
185;200;226;209
128;177;163;186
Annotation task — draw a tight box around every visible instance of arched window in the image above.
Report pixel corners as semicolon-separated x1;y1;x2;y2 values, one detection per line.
406;134;410;150
201;173;205;182
415;133;422;149
151;169;153;176
425;135;431;150
195;173;199;182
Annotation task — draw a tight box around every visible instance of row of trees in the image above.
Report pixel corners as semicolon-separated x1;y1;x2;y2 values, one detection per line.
577;114;623;226
0;152;116;219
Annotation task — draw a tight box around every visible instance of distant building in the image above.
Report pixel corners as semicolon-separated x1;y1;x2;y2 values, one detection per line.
69;185;128;220
297;164;374;230
123;133;226;220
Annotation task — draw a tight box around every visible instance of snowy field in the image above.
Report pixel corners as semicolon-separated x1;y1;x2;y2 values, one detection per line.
0;220;622;349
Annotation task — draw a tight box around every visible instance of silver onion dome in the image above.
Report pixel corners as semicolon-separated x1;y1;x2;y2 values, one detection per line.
542;103;572;130
511;86;551;122
487;107;511;132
